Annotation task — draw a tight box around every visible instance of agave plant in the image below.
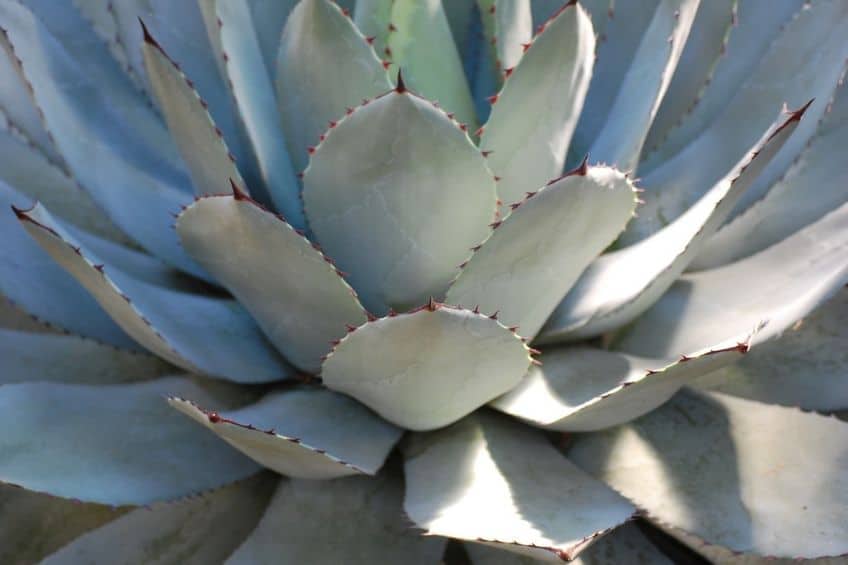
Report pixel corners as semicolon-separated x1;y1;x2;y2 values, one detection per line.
1;0;847;562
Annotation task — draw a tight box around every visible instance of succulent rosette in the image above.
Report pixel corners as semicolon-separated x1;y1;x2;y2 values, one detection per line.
1;0;847;562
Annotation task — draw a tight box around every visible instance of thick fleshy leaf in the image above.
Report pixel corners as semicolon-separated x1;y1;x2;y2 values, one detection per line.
477;0;532;73
0;377;259;505
465;523;673;565
614;201;848;358
640;0;803;171
177;193;367;372
141;23;244;198
446;166;637;339
0;183;135;347
0;295;54;332
403;412;635;562
0;117;126;243
627;0;848;243
18;203;291;382
540;108;803;342
0;41;59;163
245;0;296;78
276;0;391;172
199;0;304;228
569;389;848;560
386;0;477;130
42;474;276;564
322;305;532;431
478;2;594;208
303;89;496;315
169;387;402;479
693;78;848;270
694;288;848;413
641;0;737;156
587;0;701;171
226;475;445;565
0;329;171;385
491;344;747;432
353;0;392;55
0;484;125;564
0;1;206;277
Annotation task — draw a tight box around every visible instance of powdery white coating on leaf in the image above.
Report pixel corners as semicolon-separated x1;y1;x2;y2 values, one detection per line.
322;306;531;431
276;0;391;172
177;194;367;372
640;0;803;172
0;1;210;279
169;387;402;479
353;0;392;56
304;91;496;315
387;0;478;131
588;0;701;171
0;377;260;505
447;166;637;340
0;111;126;243
199;0;304;229
491;343;747;432
694;287;848;413
465;523;674;565
403;412;635;562
627;0;848;244
614;201;848;358
42;474;276;565
0;182;136;348
141;24;245;198
693;77;848;270
569;389;848;559
477;0;532;74
226;475;446;565
0;328;170;385
479;2;595;208
18;203;292;383
641;0;737;156
540;109;802;342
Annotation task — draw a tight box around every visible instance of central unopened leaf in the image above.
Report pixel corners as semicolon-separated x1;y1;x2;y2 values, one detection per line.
304;90;497;315
321;306;531;430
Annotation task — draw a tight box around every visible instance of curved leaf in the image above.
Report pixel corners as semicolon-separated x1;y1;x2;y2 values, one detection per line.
479;2;594;208
42;474;275;564
386;0;478;130
0;484;124;564
199;0;304;228
303;89;496;315
587;0;701;171
694;288;848;413
491;344;746;432
0;377;260;505
276;0;391;172
693;78;848;269
641;0;737;156
141;23;245;198
403;412;635;561
0;1;207;277
178;193;367;372
169;387;402;479
226;475;446;565
627;0;848;243
614;201;848;358
322;305;532;431
540;107;803;342
245;0;297;78
465;523;673;565
477;0;532;73
18;203;292;383
0;329;171;385
569;389;848;560
446;166;637;340
353;0;392;56
0;182;135;348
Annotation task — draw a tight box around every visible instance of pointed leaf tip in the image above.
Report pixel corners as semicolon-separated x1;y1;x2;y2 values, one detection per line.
230;178;250;201
138;17;158;48
395;69;406;93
